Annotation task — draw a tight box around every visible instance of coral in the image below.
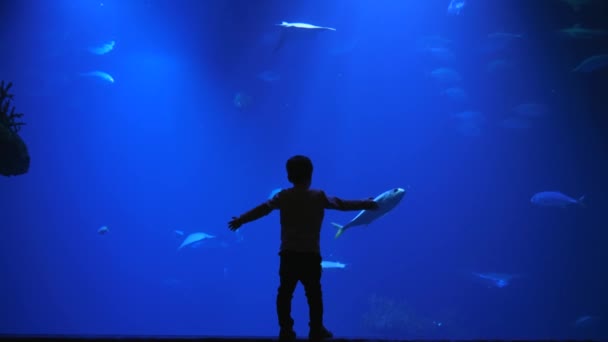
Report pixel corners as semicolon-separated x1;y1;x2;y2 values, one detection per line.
0;80;29;176
0;81;25;134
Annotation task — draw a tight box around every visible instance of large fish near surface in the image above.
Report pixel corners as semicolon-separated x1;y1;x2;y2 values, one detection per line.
531;191;585;208
274;21;336;53
332;187;406;238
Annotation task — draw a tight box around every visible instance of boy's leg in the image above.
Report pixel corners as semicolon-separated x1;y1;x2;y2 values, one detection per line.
277;252;298;338
301;254;332;340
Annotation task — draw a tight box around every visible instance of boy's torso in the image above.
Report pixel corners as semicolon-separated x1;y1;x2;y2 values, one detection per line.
276;188;326;254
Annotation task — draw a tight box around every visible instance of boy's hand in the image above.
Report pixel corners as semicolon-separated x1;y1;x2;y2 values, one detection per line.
228;217;242;231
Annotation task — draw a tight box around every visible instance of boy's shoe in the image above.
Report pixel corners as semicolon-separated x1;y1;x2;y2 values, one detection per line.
279;328;296;342
308;326;333;341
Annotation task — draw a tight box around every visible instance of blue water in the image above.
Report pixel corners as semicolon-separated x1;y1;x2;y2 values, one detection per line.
1;0;607;339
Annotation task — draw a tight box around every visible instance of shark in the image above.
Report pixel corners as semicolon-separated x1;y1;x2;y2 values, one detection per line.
274;21;336;53
331;187;406;238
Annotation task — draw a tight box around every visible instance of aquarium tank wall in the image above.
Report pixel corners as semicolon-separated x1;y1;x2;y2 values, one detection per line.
0;0;607;340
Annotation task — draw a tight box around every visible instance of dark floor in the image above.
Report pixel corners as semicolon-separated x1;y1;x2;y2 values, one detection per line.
0;337;605;342
0;338;426;342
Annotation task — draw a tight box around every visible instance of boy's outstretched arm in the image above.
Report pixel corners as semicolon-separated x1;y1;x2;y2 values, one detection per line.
228;198;279;231
324;192;379;211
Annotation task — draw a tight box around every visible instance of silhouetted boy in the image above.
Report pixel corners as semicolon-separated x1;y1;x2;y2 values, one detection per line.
228;155;378;341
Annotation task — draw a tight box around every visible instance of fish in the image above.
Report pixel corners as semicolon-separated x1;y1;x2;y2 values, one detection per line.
451;111;485;136
451;110;484;121
455;120;482;136
531;191;585;208
441;87;468;102
430;68;461;83
274;21;336;52
321;260;346;269
233;92;252;109
417;35;453;49
447;0;466;15
276;22;336;31
561;0;593;12
97;226;109;235
513;103;548;118
257;70;281;82
178;232;216;250
559;24;608;39
473;272;518;288
234;229;245;243
500;116;531;130
80;71;115;83
419;46;455;61
572;54;608;73
486;59;513;73
268;188;283;199
573;315;600;327
480;32;523;54
88;40;115;55
331;187;407;238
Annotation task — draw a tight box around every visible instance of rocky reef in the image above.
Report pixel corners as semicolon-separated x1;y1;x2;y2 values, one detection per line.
0;80;30;176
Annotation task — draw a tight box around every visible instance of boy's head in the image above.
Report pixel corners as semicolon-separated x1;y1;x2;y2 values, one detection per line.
286;155;313;186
